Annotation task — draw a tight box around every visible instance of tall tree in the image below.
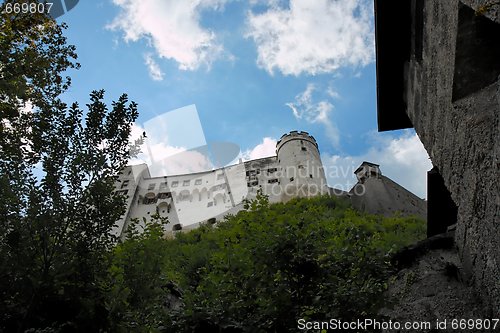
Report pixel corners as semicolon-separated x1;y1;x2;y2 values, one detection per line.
0;2;143;331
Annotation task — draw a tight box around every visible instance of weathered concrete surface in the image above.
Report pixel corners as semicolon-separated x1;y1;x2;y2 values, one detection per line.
350;175;427;220
404;0;500;313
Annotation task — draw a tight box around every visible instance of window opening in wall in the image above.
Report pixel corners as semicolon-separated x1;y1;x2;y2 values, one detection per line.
301;147;307;151
120;180;129;189
147;183;156;191
143;193;157;205
183;180;190;186
290;177;294;181
268;179;278;184
159;181;168;190
247;180;258;187
267;168;278;174
158;192;172;199
217;173;224;180
452;3;500;101
115;189;128;196
207;201;213;207
195;179;202;185
171;181;178;188
310;174;313;178
127;170;132;175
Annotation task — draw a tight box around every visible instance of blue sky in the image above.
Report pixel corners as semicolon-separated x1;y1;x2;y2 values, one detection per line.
53;0;431;197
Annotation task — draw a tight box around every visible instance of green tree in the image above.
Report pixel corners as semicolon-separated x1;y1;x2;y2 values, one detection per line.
0;4;143;331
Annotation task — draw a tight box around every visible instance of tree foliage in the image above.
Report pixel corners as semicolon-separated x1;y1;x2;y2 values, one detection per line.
0;5;143;332
109;194;426;332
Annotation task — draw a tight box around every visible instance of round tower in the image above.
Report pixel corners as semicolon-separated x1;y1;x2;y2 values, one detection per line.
276;131;328;201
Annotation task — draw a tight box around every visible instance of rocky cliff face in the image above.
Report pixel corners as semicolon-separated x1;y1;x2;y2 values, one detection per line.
380;233;492;332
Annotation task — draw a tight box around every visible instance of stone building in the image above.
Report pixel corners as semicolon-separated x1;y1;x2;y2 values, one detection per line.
374;0;499;312
350;162;426;219
113;130;426;240
112;131;331;238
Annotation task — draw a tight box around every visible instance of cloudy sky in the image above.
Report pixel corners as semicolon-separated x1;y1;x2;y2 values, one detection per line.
57;0;431;197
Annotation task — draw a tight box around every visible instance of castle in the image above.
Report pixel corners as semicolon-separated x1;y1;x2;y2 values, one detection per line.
113;130;426;239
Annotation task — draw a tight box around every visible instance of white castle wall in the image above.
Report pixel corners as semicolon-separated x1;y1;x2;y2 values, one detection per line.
113;131;330;238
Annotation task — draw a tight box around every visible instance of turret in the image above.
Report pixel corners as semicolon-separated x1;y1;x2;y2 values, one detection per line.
354;161;381;184
276;131;328;201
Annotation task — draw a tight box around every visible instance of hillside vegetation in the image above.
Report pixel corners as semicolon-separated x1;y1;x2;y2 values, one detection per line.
106;194;426;332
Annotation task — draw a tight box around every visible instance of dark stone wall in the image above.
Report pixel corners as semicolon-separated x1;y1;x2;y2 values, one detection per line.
404;0;500;313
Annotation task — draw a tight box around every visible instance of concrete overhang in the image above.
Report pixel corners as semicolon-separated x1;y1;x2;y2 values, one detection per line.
374;0;414;132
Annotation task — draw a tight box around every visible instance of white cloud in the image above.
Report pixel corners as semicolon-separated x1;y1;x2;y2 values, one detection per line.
144;53;164;81
286;84;340;147
108;0;227;71
242;137;277;160
322;131;432;198
246;0;374;76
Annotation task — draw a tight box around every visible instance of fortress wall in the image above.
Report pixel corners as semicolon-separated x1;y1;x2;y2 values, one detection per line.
403;0;500;312
113;164;150;238
244;157;281;202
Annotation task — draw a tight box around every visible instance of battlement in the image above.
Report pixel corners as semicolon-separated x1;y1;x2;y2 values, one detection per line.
276;130;319;154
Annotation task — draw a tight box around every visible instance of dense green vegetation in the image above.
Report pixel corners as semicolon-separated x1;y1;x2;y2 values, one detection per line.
0;4;425;331
107;194;425;332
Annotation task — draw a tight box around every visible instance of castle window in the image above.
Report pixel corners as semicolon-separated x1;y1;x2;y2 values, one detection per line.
310;174;313;178
290;177;294;181
147;183;156;191
127;170;132;175
207;201;213;207
195;179;202;185
268;179;278;184
267;168;278;174
158;192;172;199
159;181;168;190
183;180;190;186
120;180;129;189
143;192;157;205
115;189;128;196
179;192;190;201
247;180;258;187
301;147;307;151
171;181;178;188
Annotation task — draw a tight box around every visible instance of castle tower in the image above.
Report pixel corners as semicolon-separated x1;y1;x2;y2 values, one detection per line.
354;161;381;184
276;131;328;201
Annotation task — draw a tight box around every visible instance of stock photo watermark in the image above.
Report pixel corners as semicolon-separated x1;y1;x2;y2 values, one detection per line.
1;0;79;19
